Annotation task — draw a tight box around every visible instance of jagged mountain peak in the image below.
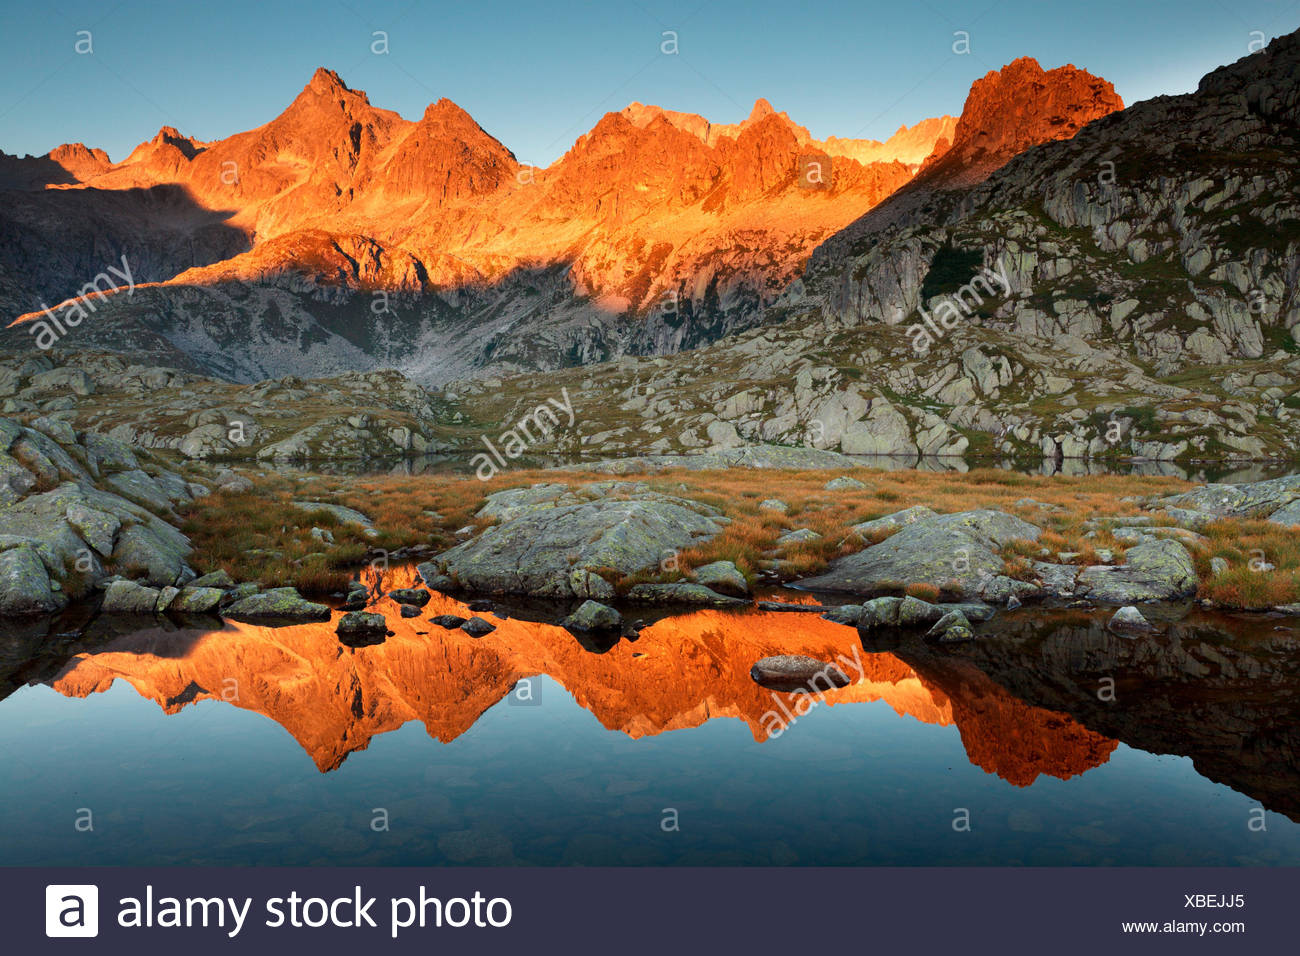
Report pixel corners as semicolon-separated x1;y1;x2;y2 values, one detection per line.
918;55;1123;186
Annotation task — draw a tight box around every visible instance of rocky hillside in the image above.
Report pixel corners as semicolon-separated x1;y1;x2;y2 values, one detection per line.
443;32;1300;465
0;350;467;462
0;415;202;614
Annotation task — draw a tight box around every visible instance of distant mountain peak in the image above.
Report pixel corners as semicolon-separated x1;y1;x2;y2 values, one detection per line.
919;56;1123;185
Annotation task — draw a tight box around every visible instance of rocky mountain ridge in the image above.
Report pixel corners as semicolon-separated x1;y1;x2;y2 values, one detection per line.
440;31;1299;465
1;58;1107;385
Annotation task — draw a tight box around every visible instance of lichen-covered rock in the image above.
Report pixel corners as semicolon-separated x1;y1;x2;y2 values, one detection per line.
798;509;1041;601
190;569;236;589
1077;540;1198;604
856;596;903;628
563;600;622;631
626;582;746;606
0;543;63;615
110;523;192;586
690;560;749;596
432;483;725;598
389;588;430;607
101;579;164;614
223;587;330;622
926;609;974;642
897;595;946;626
337;611;387;638
1158;475;1300;520
847;506;938;540
169;585;225;613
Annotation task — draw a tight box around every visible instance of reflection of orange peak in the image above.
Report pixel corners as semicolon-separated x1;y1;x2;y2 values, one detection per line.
49;571;1116;785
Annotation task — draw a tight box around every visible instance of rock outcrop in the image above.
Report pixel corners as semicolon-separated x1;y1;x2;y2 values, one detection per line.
429;482;726;598
0;416;199;615
798;509;1042;601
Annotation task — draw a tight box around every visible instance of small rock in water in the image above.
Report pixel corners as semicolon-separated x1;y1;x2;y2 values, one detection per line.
336;611;388;643
563;600;622;632
398;604;421;618
1006;594;1022;610
223;587;330;623
390;588;430;607
750;655;850;693
690;560;749;597
821;604;863;626
461;616;496;637
1108;605;1156;634
926;610;974;643
467;599;494;612
756;601;826;613
430;614;467;629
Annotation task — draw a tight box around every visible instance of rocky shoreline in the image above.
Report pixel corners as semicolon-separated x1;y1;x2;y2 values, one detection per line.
2;416;1298;646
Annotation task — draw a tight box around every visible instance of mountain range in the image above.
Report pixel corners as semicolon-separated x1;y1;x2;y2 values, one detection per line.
2;57;1113;384
1;31;1297;466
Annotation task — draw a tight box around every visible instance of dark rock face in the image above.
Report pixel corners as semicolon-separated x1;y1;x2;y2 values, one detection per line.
430;614;467;629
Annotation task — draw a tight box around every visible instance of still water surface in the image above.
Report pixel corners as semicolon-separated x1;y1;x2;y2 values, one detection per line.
1;581;1297;866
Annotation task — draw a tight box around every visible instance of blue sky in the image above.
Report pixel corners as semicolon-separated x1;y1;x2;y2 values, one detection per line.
0;0;1295;166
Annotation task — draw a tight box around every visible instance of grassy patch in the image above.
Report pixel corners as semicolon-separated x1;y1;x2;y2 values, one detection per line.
178;464;1297;608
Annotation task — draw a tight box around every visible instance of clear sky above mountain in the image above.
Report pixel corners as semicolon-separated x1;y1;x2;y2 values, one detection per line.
0;0;1292;166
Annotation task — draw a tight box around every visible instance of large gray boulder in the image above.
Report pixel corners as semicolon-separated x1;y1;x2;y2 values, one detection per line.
111;523;192;586
1157;475;1300;521
432;482;726;598
0;543;64;615
1269;498;1300;526
797;509;1041;601
101;579;165;614
1076;539;1198;604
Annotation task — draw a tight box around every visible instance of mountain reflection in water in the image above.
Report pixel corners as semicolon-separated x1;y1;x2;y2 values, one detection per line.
25;570;1298;822
2;565;1299;866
